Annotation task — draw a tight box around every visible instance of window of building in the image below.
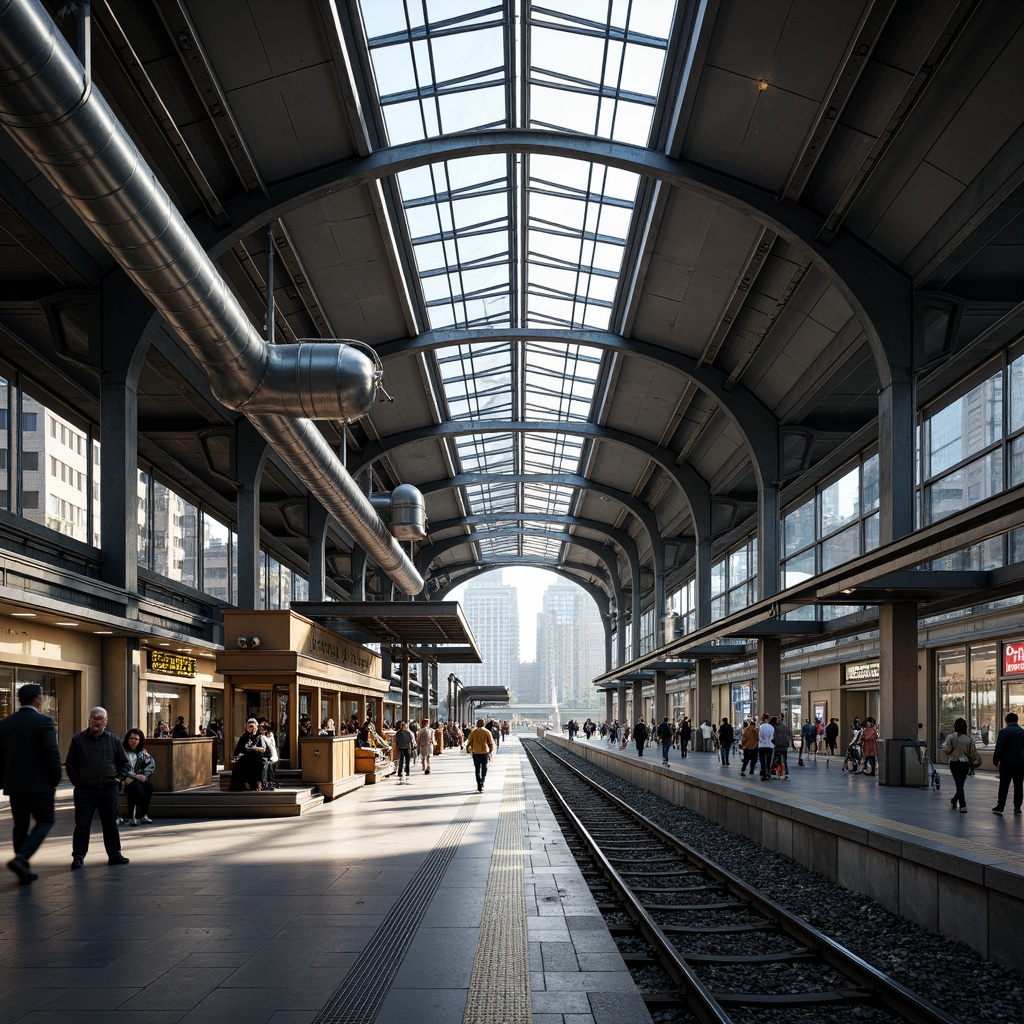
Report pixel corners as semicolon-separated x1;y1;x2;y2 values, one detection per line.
202;514;232;603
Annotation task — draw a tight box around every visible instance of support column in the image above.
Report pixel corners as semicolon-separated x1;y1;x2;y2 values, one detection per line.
654;669;667;723
878;376;916;544
695;660;712;727
307;499;329;601
401;652;411;724
97;275;152;595
757;638;781;718
100;638;139;734
879;601;920;739
291;679;300;769
605;689;614;724
235;421;268;610
631;680;643;725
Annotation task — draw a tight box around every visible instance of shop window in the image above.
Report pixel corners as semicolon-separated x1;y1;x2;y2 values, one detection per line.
970;643;997;747
936;647;966;745
1003;680;1024;725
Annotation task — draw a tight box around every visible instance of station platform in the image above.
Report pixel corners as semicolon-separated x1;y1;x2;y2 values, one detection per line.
543;732;1024;975
0;735;653;1024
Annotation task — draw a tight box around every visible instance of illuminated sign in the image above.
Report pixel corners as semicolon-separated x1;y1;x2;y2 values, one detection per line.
844;661;879;684
148;650;197;678
1003;642;1024;676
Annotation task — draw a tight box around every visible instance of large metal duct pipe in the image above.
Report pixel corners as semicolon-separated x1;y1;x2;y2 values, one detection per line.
0;0;423;594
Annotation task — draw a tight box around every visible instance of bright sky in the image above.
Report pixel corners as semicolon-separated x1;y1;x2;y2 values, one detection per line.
450;566;565;662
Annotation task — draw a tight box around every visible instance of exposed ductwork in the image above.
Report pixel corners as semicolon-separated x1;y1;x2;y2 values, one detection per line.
0;0;423;594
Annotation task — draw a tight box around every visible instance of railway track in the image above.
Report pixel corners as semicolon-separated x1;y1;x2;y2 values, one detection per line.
523;738;957;1024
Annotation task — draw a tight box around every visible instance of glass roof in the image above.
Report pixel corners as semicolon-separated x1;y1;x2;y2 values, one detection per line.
357;0;677;561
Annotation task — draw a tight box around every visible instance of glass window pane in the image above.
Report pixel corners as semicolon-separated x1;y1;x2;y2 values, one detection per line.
937;647;966;745
862;454;879;512
91;439;100;547
783;549;815;588
924;370;1002;479
202;514;231;603
820;466;859;537
1012;350;1024;434
711;558;726;597
969;643;997;749
784;499;814;557
925;451;1003;524
821;523;860;572
20;394;89;544
728;546;748;588
137;469;150;567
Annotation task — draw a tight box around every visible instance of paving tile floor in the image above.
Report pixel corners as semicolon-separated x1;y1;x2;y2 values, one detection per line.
0;735;652;1024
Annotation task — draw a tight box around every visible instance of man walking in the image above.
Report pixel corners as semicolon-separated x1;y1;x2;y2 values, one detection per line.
633;717;649;757
656;717;673;764
466;717;495;792
64;707;130;869
0;683;62;885
992;712;1024;815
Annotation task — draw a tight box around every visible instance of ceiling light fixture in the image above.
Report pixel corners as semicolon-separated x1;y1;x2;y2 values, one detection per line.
55;622;79;627
11;612;36;617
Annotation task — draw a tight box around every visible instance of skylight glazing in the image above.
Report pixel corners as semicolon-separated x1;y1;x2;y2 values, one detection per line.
355;0;677;552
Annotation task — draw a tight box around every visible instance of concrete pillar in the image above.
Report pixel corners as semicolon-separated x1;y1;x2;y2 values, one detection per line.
617;684;627;726
100;638;139;735
695;661;712;727
654;669;667;723
878;378;916;543
401;654;411;724
631;679;643;724
758;638;782;717
879;601;920;739
605;689;614;724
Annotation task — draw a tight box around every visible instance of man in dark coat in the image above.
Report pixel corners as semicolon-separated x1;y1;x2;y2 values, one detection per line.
65;707;130;869
0;683;62;884
992;712;1024;815
633;718;648;757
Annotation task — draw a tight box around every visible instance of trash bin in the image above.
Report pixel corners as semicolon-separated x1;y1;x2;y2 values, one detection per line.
903;741;929;787
878;738;927;786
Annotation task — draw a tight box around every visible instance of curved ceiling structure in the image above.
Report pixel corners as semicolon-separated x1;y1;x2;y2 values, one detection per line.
0;0;1021;665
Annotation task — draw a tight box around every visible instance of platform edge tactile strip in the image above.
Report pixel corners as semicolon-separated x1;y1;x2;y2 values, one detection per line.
463;755;530;1024
312;796;480;1024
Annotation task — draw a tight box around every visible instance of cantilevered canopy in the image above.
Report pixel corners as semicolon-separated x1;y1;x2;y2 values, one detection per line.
291;602;481;665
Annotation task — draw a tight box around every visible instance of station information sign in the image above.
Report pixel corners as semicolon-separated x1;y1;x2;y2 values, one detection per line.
148;650;197;678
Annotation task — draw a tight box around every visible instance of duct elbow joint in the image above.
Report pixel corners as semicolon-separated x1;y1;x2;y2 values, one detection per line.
368;484;427;541
241;341;382;422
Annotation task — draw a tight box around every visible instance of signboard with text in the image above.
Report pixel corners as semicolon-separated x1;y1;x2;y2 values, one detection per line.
147;650;197;678
1003;641;1024;676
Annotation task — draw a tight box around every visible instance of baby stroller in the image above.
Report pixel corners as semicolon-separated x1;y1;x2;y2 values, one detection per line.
842;741;863;773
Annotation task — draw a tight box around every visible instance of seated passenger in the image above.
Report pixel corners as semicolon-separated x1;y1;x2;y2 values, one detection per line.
153;721;171;738
261;722;280;789
171;715;189;738
229;718;269;791
122;729;156;825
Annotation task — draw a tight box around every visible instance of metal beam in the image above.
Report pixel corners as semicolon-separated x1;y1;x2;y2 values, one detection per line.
199;129;912;389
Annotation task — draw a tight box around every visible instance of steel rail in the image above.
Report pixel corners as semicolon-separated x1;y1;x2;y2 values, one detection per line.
522;740;732;1024
524;738;959;1024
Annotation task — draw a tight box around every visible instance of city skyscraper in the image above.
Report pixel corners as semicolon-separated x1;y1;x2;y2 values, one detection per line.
450;572;520;693
537;583;605;707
